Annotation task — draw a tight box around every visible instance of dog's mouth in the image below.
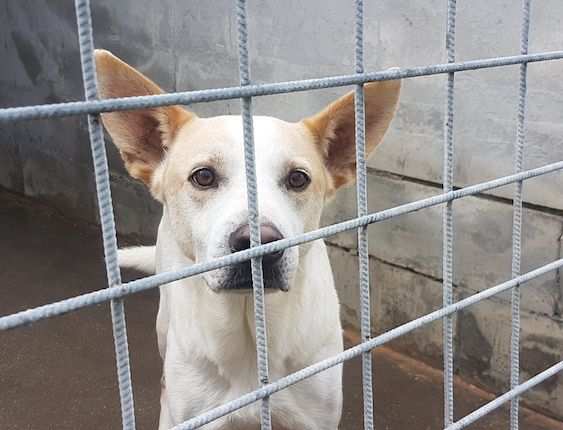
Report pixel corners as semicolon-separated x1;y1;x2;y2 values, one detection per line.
213;262;288;292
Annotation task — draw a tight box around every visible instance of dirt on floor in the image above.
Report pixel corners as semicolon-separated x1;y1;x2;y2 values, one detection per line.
1;189;561;430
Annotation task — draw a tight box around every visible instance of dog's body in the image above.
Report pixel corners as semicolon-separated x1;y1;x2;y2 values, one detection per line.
95;50;400;429
154;226;342;429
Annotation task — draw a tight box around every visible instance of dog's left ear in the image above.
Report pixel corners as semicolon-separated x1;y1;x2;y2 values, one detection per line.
302;80;401;191
94;49;195;188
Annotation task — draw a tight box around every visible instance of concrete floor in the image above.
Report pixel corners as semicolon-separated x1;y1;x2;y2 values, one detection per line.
1;189;562;430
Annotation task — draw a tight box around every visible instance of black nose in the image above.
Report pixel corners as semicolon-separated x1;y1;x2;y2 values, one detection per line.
229;223;284;264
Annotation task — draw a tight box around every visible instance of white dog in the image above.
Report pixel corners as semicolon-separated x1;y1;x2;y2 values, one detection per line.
94;50;400;430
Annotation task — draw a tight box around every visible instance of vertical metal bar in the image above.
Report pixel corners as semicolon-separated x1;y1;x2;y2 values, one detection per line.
354;1;374;429
74;1;136;429
443;0;457;426
510;1;531;429
235;1;272;428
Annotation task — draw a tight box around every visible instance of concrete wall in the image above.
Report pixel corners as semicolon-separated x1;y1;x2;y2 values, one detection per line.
2;0;563;419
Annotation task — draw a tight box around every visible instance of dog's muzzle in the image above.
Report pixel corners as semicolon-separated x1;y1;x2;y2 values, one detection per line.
222;223;287;291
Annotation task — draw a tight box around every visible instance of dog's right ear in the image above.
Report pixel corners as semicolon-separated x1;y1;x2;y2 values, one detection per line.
94;49;195;187
302;80;401;193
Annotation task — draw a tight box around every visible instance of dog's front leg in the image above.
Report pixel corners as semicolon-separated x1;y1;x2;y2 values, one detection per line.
158;375;174;430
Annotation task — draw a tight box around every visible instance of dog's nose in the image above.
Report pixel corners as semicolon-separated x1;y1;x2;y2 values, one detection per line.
229;223;284;263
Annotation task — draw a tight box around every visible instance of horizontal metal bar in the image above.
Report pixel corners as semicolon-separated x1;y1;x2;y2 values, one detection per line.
170;257;563;430
446;360;563;430
1;51;563;123
1;159;562;331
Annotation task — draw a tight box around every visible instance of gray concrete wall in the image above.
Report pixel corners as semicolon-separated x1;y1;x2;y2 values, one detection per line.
2;0;563;419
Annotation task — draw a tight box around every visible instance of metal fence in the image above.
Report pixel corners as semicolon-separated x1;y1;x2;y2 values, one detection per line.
1;0;563;429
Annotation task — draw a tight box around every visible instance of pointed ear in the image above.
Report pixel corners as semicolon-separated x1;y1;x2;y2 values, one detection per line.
94;49;195;186
302;80;401;191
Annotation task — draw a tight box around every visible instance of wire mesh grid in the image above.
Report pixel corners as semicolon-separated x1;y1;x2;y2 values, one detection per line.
1;0;563;429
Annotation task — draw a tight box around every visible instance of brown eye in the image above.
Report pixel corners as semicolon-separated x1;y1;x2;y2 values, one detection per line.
190;167;217;189
287;169;311;191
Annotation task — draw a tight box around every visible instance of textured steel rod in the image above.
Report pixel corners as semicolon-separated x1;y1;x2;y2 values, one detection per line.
73;0;135;429
235;0;271;427
510;1;532;428
169;258;563;430
443;0;457;425
2;51;563;122
447;360;563;430
354;1;374;428
2;160;563;332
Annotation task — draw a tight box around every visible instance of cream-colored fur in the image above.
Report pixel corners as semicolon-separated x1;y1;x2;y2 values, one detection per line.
95;49;400;429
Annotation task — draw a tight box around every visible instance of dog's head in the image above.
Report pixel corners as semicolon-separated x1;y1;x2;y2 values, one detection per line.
95;50;400;293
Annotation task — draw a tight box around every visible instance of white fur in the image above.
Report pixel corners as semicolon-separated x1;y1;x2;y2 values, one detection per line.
118;246;156;274
155;217;342;430
125;117;344;429
98;48;400;429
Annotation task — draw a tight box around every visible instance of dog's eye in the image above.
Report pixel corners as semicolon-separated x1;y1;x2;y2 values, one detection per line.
190;167;217;189
286;169;311;191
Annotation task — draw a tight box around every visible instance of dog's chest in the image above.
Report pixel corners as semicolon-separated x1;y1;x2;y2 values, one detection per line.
215;420;292;430
166;347;308;428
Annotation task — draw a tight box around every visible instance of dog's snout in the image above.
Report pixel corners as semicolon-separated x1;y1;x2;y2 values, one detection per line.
229;223;284;263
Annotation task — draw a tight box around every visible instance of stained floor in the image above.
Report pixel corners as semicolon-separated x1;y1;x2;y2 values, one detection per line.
1;189;561;430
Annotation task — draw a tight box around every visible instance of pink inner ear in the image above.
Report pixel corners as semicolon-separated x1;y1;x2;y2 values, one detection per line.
95;50;195;187
325;115;357;167
308;94;361;189
302;80;401;191
102;105;191;186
